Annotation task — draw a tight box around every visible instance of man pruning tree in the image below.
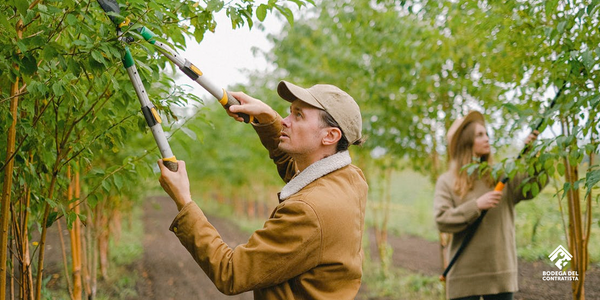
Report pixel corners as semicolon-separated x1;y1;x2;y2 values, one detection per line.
157;81;368;299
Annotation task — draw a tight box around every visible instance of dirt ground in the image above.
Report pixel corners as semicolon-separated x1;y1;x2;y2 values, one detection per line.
41;196;598;299
135;196;599;300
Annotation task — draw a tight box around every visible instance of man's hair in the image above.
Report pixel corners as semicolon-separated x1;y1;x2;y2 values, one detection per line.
319;110;363;152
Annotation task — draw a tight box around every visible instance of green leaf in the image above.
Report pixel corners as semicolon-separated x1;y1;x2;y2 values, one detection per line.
557;21;567;33
557;162;565;176
46;212;59;228
531;182;540;197
256;4;268;21
113;175;123;191
522;182;531;197
91;50;106;64
66;211;77;229
102;179;111;192
585;168;600;193
180;127;197;140
582;50;594;71
52;82;65;96
66;14;78;26
20;54;38;76
275;5;294;26
14;0;28;16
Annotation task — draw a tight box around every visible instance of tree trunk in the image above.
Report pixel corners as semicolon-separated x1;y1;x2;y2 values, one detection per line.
96;200;109;280
68;167;82;300
564;157;585;300
34;176;57;300
1;71;21;300
560;117;585;300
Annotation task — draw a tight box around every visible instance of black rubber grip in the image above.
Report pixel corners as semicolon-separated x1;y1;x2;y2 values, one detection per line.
163;160;178;172
224;91;251;123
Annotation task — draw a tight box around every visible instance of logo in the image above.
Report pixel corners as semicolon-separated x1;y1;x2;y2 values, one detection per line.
541;245;578;282
548;245;572;269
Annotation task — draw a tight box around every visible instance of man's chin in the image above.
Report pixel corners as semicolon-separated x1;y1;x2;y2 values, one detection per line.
277;142;292;154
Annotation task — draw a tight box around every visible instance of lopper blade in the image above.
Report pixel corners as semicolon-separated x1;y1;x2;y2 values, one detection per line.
97;0;122;24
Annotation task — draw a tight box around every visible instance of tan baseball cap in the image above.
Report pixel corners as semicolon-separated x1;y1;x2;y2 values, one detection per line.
277;80;362;144
446;111;485;158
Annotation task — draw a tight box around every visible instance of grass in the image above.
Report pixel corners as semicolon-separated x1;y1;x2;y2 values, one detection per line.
515;185;600;264
358;241;445;300
365;169;440;242
44;207;144;300
184;167;600;299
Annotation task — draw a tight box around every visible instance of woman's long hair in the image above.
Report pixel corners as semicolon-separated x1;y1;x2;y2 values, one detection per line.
451;121;495;198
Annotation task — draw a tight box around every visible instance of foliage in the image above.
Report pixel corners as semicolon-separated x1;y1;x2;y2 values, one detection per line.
239;1;599;298
0;0;313;298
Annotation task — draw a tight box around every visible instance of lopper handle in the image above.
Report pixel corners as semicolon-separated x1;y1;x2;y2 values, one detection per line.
494;177;509;191
162;158;178;172
221;90;253;123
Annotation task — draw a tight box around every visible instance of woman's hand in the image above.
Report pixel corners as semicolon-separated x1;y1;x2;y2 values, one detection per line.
524;130;540;145
476;191;502;210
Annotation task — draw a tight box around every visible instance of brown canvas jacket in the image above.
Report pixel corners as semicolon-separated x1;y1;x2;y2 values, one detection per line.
169;114;368;299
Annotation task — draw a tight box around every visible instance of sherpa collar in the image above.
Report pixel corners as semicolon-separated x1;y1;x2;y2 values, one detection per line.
279;151;351;201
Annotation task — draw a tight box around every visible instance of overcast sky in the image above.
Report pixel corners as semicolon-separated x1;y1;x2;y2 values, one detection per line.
178;12;283;99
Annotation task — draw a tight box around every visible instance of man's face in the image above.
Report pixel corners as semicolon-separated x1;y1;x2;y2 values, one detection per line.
279;100;327;155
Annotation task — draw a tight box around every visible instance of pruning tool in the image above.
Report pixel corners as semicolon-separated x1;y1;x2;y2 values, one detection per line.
96;0;252;171
440;86;563;282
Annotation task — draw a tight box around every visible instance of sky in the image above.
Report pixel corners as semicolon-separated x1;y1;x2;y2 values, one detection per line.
177;12;283;99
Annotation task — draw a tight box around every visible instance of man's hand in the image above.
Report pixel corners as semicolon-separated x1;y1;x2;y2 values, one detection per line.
228;91;278;124
476;191;502;210
158;160;193;211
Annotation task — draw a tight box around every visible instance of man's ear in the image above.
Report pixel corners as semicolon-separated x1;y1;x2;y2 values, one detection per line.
322;127;342;146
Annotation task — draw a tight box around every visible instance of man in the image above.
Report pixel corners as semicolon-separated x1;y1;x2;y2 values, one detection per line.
157;81;368;299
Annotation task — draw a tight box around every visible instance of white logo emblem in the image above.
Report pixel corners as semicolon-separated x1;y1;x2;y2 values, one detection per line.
548;245;572;270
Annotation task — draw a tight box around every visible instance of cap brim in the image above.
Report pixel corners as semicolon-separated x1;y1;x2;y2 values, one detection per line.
277;81;324;109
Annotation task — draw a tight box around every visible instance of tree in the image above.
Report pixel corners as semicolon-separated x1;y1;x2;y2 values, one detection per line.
243;0;599;298
0;0;314;299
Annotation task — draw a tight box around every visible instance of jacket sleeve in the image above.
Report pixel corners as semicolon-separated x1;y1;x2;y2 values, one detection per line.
433;176;482;233
252;114;297;183
169;200;321;295
507;171;549;204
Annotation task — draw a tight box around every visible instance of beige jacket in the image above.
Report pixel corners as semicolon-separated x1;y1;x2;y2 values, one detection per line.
169;114;368;299
434;170;543;299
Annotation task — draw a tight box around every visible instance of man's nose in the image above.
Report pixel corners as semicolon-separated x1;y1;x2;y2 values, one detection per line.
282;115;291;127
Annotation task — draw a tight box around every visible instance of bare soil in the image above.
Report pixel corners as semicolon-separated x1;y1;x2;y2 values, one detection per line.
42;196;599;299
136;196;599;300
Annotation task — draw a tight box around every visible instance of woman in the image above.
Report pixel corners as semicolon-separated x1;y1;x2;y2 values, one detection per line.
434;111;542;300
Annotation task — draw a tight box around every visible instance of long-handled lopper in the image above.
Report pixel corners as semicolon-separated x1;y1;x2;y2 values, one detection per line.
96;0;252;171
439;87;563;282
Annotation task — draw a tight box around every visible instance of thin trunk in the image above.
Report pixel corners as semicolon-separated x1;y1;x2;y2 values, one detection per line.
68;168;82;300
1;70;21;300
34;174;58;300
97;201;109;280
56;219;74;300
90;204;98;298
10;226;14;300
22;155;34;300
562;120;585;300
80;222;91;299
